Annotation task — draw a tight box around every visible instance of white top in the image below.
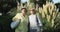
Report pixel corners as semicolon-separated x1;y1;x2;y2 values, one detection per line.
29;14;42;29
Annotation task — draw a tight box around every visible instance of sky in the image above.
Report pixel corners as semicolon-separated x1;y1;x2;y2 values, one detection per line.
21;0;60;3
53;0;60;3
21;0;28;3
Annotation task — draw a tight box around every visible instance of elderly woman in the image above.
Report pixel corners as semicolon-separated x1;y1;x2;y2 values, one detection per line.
12;7;28;32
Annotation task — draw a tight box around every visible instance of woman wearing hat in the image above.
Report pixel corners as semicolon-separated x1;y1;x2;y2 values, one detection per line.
12;8;28;32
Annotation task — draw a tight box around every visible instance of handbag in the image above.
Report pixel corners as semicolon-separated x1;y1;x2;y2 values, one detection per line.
36;14;43;32
10;19;20;29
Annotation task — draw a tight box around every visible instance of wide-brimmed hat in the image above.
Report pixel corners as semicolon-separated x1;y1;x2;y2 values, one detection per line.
21;7;27;12
21;7;26;10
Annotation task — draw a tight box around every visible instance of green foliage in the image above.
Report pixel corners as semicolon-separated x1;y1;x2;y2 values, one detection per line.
0;0;60;32
30;0;35;3
17;1;60;32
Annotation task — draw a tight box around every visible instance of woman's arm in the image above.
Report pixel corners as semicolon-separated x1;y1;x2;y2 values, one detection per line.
37;14;42;26
12;13;20;21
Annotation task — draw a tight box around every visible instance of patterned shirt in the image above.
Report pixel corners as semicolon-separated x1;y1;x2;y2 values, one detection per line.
12;13;28;32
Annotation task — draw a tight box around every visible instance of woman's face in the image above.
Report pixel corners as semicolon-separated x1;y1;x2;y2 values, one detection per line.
22;9;26;14
30;10;35;14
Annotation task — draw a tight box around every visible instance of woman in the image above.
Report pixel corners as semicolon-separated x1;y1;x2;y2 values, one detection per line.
12;7;28;32
28;8;42;32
